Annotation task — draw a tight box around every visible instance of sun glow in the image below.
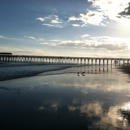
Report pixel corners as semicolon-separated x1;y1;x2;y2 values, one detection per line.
89;0;130;21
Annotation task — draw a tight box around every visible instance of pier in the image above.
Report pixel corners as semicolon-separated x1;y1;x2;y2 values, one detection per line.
0;54;130;65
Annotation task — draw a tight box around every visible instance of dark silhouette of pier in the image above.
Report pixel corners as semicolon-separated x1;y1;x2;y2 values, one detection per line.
0;54;130;66
0;52;12;55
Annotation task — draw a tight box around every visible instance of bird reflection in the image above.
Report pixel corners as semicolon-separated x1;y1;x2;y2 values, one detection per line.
81;72;85;76
77;72;85;76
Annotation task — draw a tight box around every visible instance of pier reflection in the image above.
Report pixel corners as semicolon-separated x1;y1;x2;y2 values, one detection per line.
39;65;113;77
75;65;111;76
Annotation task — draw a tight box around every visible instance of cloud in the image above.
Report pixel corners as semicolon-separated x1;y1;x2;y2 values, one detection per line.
35;17;45;22
22;35;129;52
24;36;36;40
47;36;129;51
36;38;44;42
91;36;130;43
10;38;21;40
119;3;130;18
91;36;111;42
24;34;130;52
43;24;55;27
68;11;105;25
51;16;63;24
0;35;6;38
36;14;63;28
94;43;128;51
51;19;62;23
79;11;104;25
81;34;90;38
40;42;50;45
49;39;60;42
0;35;21;40
68;1;130;25
45;14;58;20
42;23;62;28
68;16;80;21
57;41;128;51
24;36;44;42
36;15;59;22
72;24;80;27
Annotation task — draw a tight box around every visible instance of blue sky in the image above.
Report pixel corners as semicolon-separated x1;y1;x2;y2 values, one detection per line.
0;0;130;57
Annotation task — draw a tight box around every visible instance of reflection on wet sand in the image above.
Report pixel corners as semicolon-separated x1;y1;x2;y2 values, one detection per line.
36;97;130;130
0;65;130;130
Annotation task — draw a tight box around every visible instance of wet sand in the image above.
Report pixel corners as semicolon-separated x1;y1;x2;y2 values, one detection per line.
0;63;84;81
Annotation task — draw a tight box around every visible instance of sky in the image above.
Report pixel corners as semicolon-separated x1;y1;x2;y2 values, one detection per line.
0;0;130;57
